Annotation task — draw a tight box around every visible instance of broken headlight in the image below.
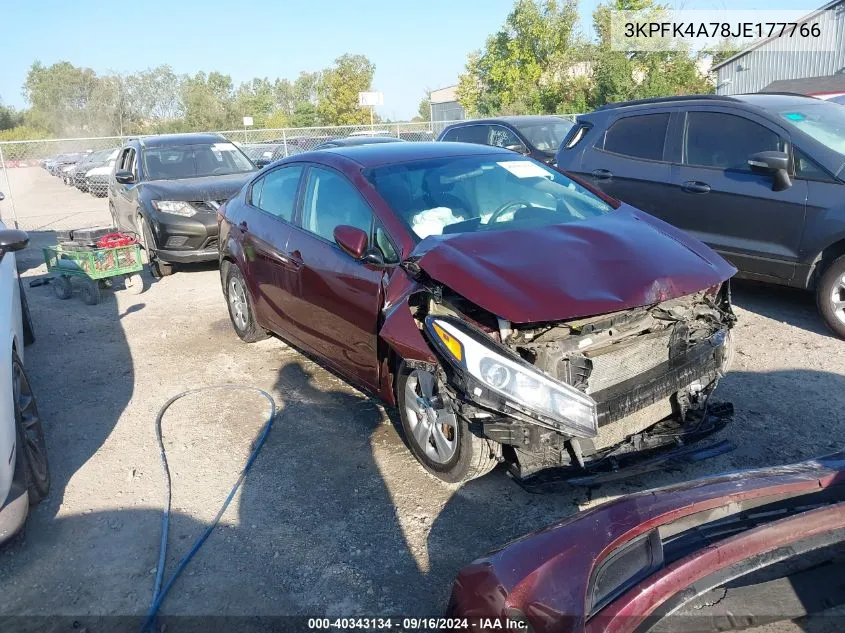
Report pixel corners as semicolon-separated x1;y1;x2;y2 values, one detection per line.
425;316;598;438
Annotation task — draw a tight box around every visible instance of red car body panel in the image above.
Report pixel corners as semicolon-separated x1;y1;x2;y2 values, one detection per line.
411;206;736;324
447;452;845;633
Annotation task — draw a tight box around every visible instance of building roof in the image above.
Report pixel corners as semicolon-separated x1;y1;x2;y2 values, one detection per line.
712;0;844;70
138;133;227;148
762;74;845;95
430;85;459;104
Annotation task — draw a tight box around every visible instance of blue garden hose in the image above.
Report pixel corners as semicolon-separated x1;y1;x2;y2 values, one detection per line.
142;385;277;633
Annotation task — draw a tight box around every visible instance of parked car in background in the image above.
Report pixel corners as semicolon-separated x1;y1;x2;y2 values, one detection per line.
109;133;257;277
0;203;49;545
448;449;845;633
557;93;845;338
312;136;404;150
70;148;118;191
85;150;120;197
47;153;83;177
240;143;287;167
437;115;574;164
218;142;735;484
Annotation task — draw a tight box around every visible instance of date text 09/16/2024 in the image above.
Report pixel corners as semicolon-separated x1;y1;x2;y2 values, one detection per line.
307;617;528;630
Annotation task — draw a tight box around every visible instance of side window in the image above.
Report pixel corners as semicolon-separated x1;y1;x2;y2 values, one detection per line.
602;113;670;161
488;125;522;149
374;220;399;264
684;112;782;170
252;165;303;221
126;149;137;179
301;167;373;243
794;147;832;181
454;125;490;145
441;127;461;142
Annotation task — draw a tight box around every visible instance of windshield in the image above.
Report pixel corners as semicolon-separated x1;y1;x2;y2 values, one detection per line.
775;101;845;156
143;142;255;180
366;155;614;240
515;120;574;153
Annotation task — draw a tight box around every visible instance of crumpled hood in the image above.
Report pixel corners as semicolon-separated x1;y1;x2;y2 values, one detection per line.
141;172;254;203
409;205;737;323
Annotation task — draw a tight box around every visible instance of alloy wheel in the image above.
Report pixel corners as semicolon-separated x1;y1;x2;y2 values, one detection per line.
403;369;458;464
14;358;47;484
228;277;249;331
831;273;845;326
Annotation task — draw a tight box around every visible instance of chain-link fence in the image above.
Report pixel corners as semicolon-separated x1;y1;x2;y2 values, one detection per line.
0;116;580;230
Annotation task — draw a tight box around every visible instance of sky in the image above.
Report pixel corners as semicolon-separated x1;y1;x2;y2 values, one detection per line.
0;0;825;121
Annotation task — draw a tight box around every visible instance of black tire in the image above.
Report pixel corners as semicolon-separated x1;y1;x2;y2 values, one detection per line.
18;278;34;346
12;351;49;505
818;255;845;339
81;280;100;305
396;364;500;484
223;261;268;343
53;276;72;300
138;215;174;278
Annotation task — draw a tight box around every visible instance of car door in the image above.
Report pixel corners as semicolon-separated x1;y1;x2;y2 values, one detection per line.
114;148;140;230
238;164;304;332
281;165;390;391
667;109;807;280
579;112;674;212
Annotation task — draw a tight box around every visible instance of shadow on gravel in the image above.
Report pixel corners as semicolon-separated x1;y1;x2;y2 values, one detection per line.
731;279;835;339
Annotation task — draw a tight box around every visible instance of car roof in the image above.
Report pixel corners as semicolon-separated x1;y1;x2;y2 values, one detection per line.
588;93;820;116
326;136;404;147
732;93;822;109
447;115;569;126
314;141;515;167
138;133;228;148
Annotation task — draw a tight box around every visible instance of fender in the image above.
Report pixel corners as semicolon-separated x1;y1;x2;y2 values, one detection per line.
802;231;845;289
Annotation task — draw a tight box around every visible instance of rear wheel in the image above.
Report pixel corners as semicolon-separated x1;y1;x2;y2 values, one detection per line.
396;365;500;483
817;255;845;339
81;279;100;305
224;262;268;343
13;351;49;505
53;276;72;300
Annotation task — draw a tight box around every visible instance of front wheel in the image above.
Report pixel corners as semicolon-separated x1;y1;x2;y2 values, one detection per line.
13;351;49;504
396;366;500;483
138;215;173;278
223;262;268;343
817;255;845;339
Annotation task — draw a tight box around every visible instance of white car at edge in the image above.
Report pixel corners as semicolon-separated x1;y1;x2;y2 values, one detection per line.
0;192;49;544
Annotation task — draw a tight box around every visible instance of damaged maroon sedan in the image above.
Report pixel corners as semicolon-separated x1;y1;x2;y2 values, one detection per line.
218;142;736;484
448;451;845;633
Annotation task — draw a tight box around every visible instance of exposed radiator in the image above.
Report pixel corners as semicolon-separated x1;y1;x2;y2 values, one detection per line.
584;330;672;394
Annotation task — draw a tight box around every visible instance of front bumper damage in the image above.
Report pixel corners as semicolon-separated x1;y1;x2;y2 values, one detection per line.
422;284;737;487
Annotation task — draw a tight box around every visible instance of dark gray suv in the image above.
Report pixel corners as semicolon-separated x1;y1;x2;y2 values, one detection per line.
556;94;845;337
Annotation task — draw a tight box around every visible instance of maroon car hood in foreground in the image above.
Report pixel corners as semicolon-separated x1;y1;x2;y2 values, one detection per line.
411;206;737;323
448;451;845;633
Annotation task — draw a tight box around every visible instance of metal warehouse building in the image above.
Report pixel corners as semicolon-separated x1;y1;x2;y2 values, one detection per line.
714;0;845;95
430;85;466;123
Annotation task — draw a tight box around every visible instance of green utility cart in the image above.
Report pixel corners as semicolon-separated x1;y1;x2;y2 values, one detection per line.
43;242;144;305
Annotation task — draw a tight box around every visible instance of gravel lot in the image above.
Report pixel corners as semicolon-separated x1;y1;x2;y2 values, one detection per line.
1;168;844;631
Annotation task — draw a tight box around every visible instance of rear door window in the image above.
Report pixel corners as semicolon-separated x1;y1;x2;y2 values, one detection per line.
448;125;491;144
684;112;783;171
251;165;303;221
601;113;670;161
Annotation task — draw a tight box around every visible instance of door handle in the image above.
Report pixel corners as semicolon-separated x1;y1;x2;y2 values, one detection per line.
682;181;711;194
238;220;248;233
591;169;613;180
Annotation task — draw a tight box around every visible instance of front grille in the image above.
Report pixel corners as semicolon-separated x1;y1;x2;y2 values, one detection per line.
584;330;672;394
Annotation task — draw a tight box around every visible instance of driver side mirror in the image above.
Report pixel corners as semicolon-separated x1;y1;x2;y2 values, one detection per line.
748;151;792;191
334;225;369;259
114;169;135;184
505;143;530;155
0;229;29;255
254;158;272;168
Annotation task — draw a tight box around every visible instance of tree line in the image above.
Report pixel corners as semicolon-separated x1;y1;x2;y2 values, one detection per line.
0;54;382;141
455;0;737;117
0;0;738;142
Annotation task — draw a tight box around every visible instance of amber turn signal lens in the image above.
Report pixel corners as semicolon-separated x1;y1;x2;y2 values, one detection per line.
432;322;463;362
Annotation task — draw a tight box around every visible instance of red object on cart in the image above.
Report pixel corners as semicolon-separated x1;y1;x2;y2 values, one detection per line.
96;232;139;248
